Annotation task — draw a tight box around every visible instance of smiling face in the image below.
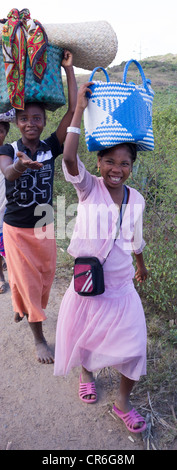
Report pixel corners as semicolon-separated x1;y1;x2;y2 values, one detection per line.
16;103;46;145
97;144;133;192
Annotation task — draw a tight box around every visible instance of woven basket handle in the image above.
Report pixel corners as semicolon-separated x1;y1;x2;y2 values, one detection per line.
123;59;151;93
89;67;110;82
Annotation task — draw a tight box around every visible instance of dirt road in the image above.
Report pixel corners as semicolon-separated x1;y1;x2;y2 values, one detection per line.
1;272;147;452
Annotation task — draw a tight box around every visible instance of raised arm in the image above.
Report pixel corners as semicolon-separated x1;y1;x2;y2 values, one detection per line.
63;82;93;176
55;50;77;146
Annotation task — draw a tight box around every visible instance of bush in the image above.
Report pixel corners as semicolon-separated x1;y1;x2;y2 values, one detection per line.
131;104;177;320
136;235;177;318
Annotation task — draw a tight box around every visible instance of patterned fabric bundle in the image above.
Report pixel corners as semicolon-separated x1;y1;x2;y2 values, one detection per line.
84;60;154;152
0;108;15;122
1;8;48;109
0;44;66;112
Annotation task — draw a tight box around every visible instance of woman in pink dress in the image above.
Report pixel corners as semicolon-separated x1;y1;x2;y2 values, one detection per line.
54;83;148;433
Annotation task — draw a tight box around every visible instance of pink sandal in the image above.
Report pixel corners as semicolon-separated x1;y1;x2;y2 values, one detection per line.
79;374;97;403
112;404;146;433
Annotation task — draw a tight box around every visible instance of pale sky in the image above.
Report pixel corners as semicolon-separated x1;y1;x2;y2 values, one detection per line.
1;0;176;70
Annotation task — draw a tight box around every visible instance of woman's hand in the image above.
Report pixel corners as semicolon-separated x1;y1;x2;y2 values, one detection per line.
16;151;43;170
62;50;73;69
135;266;148;283
134;252;148;283
76;82;93;111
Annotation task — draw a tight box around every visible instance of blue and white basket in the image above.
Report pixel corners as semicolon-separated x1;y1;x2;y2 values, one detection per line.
84;59;155;152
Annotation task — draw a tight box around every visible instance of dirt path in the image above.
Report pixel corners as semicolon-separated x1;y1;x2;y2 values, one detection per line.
1;272;146;451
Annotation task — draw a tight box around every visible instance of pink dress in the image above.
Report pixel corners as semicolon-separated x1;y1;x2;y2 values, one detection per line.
54;157;147;381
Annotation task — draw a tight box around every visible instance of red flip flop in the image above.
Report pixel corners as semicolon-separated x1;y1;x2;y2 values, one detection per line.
112;404;146;433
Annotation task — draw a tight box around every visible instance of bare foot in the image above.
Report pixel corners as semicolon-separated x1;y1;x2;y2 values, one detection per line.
28;320;54;364
35;340;54;364
14;312;24;323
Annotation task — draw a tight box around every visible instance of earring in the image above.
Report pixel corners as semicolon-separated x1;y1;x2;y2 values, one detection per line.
97;166;100;173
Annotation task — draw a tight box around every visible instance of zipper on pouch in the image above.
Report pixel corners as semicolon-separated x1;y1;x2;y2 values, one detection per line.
74;269;91;279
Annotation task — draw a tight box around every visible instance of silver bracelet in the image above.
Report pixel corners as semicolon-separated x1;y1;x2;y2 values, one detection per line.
13;161;25;174
67;126;81;134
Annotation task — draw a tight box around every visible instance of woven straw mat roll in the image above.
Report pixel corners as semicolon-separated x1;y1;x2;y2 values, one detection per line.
0;21;118;70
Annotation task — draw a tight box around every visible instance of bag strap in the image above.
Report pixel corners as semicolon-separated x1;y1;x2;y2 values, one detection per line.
102;185;129;265
123;59;151;94
89;67;110;82
115;185;128;237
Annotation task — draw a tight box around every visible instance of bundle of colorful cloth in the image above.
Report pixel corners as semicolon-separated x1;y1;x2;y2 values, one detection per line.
0;10;118;112
1;8;48;110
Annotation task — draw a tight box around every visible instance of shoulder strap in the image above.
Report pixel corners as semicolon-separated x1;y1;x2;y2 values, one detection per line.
119;185;129;227
115;185;129;239
102;185;129;265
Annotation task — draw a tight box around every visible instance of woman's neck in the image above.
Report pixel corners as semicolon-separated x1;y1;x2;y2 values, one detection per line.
104;181;125;207
22;137;40;156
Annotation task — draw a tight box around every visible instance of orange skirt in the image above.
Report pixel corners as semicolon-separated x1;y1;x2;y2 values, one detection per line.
3;222;56;322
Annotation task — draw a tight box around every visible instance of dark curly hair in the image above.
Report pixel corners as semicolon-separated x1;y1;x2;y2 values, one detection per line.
0;121;10;134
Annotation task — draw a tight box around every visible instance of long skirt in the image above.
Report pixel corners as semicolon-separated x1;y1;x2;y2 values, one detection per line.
54;274;147;382
3;222;56;322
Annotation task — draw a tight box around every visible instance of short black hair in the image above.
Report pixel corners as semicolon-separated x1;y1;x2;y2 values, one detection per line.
97;143;137;162
16;102;46;122
0;121;10;134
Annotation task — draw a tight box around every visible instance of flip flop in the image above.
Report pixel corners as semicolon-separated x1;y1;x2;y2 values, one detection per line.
112;404;147;433
0;280;6;294
79;374;97;404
